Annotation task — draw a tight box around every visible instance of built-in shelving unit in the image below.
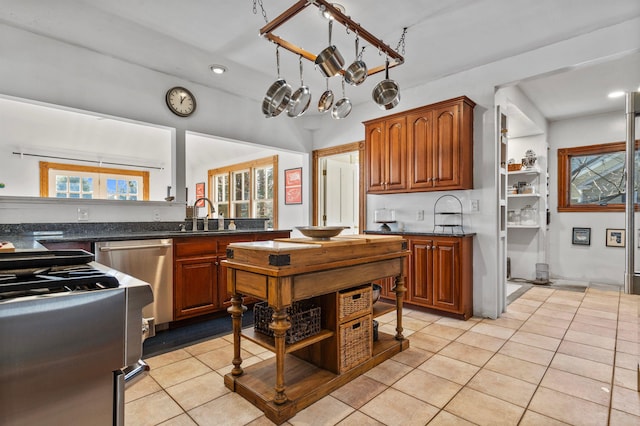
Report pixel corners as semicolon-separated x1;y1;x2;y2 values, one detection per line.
507;168;541;228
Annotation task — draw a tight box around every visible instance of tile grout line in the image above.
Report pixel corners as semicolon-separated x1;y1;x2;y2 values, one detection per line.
507;288;590;425
606;289;622;426
419;289;555;424
516;287;618;425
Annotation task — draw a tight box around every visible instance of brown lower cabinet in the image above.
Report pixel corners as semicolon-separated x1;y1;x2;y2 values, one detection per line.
173;231;289;321
374;233;473;320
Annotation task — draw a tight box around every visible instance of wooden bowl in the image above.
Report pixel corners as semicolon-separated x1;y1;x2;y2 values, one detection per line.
296;226;346;240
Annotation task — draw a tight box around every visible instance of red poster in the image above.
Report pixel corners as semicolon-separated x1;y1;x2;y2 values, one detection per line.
195;182;205;207
284;168;302;204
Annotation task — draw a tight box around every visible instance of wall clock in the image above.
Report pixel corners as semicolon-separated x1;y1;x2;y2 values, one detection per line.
165;86;196;117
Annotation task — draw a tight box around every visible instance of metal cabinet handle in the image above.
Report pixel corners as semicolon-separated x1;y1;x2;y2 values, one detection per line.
99;243;172;252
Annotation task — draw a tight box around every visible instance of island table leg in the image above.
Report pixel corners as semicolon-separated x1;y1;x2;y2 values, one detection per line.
270;307;291;405
394;275;406;340
227;294;246;376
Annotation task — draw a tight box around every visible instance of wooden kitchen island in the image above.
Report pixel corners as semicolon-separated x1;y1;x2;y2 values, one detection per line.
223;234;410;424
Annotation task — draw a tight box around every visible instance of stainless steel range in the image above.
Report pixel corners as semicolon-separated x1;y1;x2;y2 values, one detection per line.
0;250;153;426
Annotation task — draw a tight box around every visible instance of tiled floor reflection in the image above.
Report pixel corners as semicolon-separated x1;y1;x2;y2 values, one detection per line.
126;287;639;425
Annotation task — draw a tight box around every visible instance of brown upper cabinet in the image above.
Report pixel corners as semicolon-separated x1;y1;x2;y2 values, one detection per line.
364;96;475;194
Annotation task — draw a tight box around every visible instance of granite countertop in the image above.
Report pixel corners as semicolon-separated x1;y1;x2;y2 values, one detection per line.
1;221;291;250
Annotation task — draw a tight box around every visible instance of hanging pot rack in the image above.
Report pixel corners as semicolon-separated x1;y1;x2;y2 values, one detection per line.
259;0;405;77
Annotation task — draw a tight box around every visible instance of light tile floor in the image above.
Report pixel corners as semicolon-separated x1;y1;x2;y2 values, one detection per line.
126;287;639;425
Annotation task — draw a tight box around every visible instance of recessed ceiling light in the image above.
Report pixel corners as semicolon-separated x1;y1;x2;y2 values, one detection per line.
209;64;227;75
608;91;625;98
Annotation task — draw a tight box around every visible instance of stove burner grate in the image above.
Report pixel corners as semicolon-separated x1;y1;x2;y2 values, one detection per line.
0;264;120;297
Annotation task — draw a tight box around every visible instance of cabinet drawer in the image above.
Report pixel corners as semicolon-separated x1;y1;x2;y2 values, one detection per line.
174;238;217;257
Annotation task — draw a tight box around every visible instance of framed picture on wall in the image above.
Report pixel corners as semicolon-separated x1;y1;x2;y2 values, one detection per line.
605;228;625;247
195;182;205;207
572;227;591;245
284;167;302;205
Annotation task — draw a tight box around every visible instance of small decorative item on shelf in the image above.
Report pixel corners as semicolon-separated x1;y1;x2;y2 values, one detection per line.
433;194;464;234
517;182;535;194
507;158;522;172
520;205;537;225
522;149;537;169
374;208;396;231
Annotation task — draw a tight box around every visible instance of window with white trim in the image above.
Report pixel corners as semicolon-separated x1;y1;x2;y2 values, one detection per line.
207;156;278;228
40;162;149;200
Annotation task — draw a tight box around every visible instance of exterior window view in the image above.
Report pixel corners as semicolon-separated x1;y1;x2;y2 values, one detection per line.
0;2;638;426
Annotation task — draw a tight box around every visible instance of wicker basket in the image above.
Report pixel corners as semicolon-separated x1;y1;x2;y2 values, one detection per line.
339;285;372;322
508;163;522;172
253;301;321;344
339;314;373;373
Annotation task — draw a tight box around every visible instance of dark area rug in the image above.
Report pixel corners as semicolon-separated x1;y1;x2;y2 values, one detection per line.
143;310;254;359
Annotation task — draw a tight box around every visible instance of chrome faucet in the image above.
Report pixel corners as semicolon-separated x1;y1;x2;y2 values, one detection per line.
193;197;215;231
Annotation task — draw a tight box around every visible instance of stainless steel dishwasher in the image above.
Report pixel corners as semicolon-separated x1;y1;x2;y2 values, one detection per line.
96;239;173;332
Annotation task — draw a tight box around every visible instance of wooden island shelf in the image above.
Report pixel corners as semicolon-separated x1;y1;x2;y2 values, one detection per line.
222;234;410;424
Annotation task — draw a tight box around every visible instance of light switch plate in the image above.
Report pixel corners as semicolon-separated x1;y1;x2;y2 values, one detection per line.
77;208;89;221
417;210;424;221
470;199;480;212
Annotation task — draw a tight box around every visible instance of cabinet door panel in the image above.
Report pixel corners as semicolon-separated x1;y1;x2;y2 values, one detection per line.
408;239;433;306
408;112;435;190
432;240;459;309
366;123;386;192
433;104;460;188
385;117;407;191
175;256;219;319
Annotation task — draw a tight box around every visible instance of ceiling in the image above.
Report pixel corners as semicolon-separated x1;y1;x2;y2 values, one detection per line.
0;0;639;121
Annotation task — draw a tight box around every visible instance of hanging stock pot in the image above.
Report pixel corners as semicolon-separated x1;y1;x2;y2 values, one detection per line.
344;34;367;86
262;46;292;117
371;59;400;110
315;20;344;78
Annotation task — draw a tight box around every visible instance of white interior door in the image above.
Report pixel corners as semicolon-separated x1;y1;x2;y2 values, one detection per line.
324;156;358;234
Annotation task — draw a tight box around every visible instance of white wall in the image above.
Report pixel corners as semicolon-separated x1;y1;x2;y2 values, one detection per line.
548;111;629;286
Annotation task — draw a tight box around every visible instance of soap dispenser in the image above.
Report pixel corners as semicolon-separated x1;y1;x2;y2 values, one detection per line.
218;214;224;230
228;220;236;231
